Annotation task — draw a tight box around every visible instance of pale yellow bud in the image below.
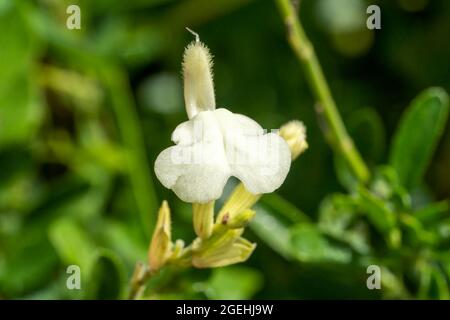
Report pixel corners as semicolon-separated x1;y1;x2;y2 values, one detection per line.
192;228;256;268
148;201;172;272
216;183;261;224
221;209;256;229
170;239;185;260
279;120;308;160
193;201;215;239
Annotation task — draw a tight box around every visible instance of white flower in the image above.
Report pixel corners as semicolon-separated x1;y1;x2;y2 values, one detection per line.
154;33;291;203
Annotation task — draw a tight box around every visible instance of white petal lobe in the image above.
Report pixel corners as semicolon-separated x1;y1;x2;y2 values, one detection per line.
154;109;291;203
215;110;291;194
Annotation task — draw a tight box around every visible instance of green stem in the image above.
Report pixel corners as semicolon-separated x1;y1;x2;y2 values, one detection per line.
128;262;151;299
275;0;370;183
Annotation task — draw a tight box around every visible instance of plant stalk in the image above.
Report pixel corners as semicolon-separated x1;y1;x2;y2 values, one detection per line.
128;262;152;299
275;0;370;183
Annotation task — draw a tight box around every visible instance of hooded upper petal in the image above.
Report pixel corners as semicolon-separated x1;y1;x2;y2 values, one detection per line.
183;41;215;119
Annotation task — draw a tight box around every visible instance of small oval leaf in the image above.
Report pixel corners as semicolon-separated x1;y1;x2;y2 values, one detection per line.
389;87;449;189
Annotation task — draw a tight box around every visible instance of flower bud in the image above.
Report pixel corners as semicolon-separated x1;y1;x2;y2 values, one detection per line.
221;209;256;229
148;201;172;272
192;229;256;268
170;239;185;260
216;183;261;224
279;120;308;160
193;201;214;239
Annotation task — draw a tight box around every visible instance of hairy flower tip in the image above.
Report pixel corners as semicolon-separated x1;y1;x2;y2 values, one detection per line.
148;201;172;272
183;40;215;119
279;120;308;160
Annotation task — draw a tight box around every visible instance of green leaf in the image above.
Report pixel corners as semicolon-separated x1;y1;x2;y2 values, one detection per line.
418;263;450;300
417;263;432;299
250;204;292;259
318;194;370;254
334;154;359;191
0;1;39;80
369;166;411;211
250;194;310;259
356;186;399;247
436;219;450;245
389;87;449;189
206;266;263;300
348;107;386;164
289;224;352;264
0;236;58;298
0;75;44;147
399;213;437;246
101;220;147;265
86;249;126;300
432;267;450;300
357;186;396;232
378;266;411;299
260;193;311;223
0;2;43;148
48;218;96;273
439;252;450;290
334;108;385;191
414;200;449;225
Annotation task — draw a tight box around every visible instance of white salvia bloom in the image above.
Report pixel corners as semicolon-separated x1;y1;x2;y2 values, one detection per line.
154;32;291;203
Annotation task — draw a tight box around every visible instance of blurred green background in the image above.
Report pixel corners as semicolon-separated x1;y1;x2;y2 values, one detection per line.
0;0;449;299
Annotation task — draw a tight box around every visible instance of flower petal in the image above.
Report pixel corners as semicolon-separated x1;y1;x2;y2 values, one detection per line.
154;109;291;203
214;109;291;194
183;41;215;119
154;112;231;203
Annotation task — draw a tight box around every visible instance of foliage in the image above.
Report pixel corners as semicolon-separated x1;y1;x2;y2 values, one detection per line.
0;0;450;299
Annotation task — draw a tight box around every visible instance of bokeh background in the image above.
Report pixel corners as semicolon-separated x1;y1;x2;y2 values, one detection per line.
0;0;449;299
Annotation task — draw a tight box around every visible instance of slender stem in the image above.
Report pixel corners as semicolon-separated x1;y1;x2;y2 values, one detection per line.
275;0;370;183
128;262;153;299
